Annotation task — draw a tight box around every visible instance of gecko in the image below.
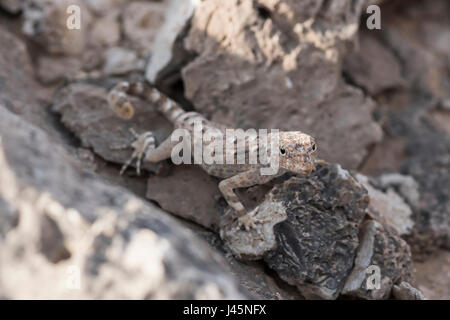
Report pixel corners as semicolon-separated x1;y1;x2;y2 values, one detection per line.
107;81;318;230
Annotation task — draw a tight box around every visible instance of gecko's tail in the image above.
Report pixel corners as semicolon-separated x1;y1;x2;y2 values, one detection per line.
107;81;187;123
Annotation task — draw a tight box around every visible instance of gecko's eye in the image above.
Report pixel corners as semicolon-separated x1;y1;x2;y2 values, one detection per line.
311;143;317;152
280;147;286;155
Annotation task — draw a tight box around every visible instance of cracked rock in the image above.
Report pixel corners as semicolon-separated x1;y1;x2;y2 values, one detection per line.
177;0;382;169
356;173;414;236
342;220;413;300
221;163;369;299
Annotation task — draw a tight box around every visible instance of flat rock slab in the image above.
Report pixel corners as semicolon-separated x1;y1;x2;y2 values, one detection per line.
52;82;173;174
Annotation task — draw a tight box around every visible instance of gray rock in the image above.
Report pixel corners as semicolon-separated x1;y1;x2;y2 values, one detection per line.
22;0;92;55
356;0;450;258
343;31;406;95
342;220;413;299
103;47;144;75
0;106;245;299
221;163;369;299
356;174;414;236
0;0;23;13
145;0;200;84
392;282;425;300
52;82;172;174
122;1;168;55
0;28;55;132
146;165;222;231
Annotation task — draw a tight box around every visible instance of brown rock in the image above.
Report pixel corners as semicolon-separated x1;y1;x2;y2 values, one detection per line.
90;12;121;47
22;0;92;55
122;1;167;55
52;82;172;173
146;165;222;231
392;282;425;300
179;0;382;169
344;31;405;95
0;28;55;131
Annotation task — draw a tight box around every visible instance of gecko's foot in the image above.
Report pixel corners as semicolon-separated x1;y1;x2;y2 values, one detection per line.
110;128;156;176
236;208;259;231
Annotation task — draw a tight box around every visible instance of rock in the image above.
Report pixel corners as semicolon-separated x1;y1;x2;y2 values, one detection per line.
356;174;414;236
90;12;121;47
0;28;55;131
358;0;450;257
103;47;144;75
380;0;450;99
343;31;405;95
36;55;83;85
178;0;381;169
146;165;222;231
197;228;304;300
146;0;200;85
122;1;168;55
413;250;450;300
85;0;125;16
0;106;245;299
22;0;92;55
52;82;173;173
392;282;425;300
221;163;369;299
342;220;413;299
0;0;22;13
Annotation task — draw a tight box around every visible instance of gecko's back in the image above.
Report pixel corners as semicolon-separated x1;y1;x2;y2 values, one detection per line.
108;81;270;178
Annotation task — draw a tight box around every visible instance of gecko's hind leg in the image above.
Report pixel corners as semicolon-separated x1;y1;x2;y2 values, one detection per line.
110;128;156;175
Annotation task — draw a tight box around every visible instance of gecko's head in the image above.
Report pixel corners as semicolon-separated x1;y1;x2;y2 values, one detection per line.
278;131;317;174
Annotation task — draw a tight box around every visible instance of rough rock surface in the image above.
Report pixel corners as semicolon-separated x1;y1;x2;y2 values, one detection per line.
0;0;446;300
22;0;92;55
0;28;55;134
220;163;417;300
52;82;172;173
222;163;367;299
342;220;413;299
122;1;167;55
146;0;199;85
0;106;245;299
353;0;450;257
392;282;425;300
356;174;414;236
177;0;382;169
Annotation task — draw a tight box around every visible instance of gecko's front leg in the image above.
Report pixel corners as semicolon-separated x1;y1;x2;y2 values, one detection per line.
218;168;276;231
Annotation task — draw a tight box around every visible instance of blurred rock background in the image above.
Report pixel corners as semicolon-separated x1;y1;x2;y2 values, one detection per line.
0;0;448;299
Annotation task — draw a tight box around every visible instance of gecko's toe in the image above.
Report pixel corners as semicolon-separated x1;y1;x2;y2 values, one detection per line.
237;213;258;231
